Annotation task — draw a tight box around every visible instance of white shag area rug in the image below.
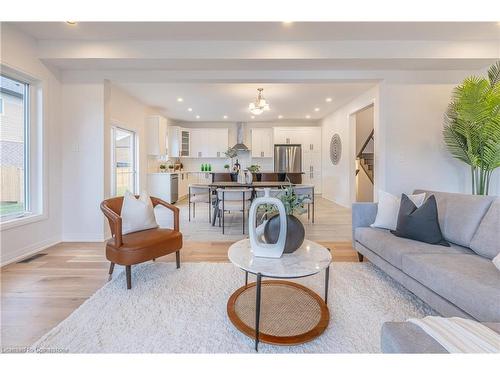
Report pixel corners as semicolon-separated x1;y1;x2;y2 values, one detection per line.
32;262;435;353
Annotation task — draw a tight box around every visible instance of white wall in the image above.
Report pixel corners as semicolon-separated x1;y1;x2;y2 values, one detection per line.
60;83;105;241
321;86;380;207
381;83;499;196
0;24;62;265
321;81;500;208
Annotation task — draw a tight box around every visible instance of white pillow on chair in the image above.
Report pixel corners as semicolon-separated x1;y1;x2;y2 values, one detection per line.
121;191;159;235
370;190;426;231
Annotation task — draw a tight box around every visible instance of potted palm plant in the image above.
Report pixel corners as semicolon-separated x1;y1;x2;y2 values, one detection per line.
443;61;500;195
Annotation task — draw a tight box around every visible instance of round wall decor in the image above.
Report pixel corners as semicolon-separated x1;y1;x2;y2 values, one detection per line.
329;134;342;165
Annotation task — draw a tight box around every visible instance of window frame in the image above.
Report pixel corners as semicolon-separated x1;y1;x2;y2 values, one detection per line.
111;125;138;197
0;74;31;222
0;65;45;230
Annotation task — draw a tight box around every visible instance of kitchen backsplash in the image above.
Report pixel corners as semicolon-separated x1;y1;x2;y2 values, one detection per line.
148;152;273;173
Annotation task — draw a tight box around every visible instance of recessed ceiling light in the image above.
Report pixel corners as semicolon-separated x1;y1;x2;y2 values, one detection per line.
278;115;283;119
251;116;255;119
195;115;200;119
177;97;184;102
223;115;228;119
325;97;332;102
187;108;192;112
282;21;293;25
314;107;320;112
66;21;77;25
306;115;311;119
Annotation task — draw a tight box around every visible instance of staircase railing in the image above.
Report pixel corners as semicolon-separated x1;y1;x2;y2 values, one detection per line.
356;129;374;184
356;129;374;159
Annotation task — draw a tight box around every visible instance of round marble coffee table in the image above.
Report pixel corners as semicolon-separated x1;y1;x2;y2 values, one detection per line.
227;238;332;351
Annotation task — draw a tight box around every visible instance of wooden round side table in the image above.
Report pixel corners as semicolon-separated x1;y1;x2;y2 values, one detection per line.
227;239;332;351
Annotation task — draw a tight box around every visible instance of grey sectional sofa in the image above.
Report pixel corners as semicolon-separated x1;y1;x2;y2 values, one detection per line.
352;190;500;352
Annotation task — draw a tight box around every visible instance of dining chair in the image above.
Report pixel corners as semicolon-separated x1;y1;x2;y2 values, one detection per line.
293;184;315;223
188;184;213;222
217;188;253;234
100;196;182;289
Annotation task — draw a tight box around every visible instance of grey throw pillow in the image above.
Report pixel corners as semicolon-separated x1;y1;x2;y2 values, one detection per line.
391;194;450;247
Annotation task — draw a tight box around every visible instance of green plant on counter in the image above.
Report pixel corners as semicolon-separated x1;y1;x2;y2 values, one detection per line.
247;164;261;173
159;164;167;171
224;164;230;170
443;61;500;195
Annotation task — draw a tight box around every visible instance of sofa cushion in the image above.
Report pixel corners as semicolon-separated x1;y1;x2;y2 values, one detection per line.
402;253;500;322
414;190;495;248
354;227;471;269
469;199;500;260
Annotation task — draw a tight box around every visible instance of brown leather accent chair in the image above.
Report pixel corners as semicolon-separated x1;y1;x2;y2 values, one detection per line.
100;196;182;289
260;173;279;182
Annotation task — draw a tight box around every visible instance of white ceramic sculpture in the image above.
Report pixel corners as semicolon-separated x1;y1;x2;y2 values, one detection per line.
237;169;246;184
248;188;287;258
245;170;253;184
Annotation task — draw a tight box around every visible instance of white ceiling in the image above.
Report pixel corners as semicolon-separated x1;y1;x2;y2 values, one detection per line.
9;22;500;41
117;82;376;122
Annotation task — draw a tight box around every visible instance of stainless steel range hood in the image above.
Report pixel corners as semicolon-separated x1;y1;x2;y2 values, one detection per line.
231;122;249;151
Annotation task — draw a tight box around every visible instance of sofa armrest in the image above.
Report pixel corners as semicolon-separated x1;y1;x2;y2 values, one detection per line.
352;202;378;245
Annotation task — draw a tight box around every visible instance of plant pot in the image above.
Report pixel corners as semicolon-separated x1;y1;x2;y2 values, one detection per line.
263;214;305;253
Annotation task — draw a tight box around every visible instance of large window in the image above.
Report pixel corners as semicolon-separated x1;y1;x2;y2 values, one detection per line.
111;127;137;196
0;75;30;221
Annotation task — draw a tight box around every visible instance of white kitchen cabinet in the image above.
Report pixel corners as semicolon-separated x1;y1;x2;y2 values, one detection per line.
178;171;188;199
180;129;190;157
302;152;322;193
303;127;322;154
168;126;181;158
146;115;168;155
189;128;228;158
251;128;273;158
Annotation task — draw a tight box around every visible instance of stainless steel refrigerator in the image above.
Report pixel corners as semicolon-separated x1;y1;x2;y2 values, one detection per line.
274;144;302;173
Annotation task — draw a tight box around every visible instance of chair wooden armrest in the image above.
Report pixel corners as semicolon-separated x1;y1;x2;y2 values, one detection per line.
100;201;123;247
151;197;180;232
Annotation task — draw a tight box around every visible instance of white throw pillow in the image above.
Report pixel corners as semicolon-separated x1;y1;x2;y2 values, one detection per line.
121;191;159;235
493;253;500;272
370;190;426;231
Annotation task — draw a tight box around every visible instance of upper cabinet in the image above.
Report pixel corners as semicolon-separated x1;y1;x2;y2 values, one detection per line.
168;126;181;158
189;128;228;158
146;115;168;155
180;129;190;157
251;128;273;158
273;127;321;152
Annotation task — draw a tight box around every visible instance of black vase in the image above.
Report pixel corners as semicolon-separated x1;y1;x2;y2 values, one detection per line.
263;214;305;253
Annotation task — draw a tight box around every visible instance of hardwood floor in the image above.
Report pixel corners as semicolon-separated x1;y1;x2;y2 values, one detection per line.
1;196;357;350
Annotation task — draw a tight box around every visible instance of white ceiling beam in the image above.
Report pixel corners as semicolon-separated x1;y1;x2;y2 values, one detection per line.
38;40;499;60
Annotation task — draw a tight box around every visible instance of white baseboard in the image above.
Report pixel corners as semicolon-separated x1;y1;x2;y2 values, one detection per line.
1;236;61;267
61;233;105;242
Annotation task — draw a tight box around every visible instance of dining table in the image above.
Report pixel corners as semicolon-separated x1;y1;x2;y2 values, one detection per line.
208;181;296;226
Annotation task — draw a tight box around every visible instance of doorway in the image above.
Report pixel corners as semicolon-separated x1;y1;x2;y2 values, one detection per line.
111;126;138;196
354;105;374;202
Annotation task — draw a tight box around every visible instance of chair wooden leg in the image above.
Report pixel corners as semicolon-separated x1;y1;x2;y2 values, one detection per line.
308;203;310;221
108;262;115;281
312;202;315;224
357;252;364;262
126;265;132;289
176;251;180;269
